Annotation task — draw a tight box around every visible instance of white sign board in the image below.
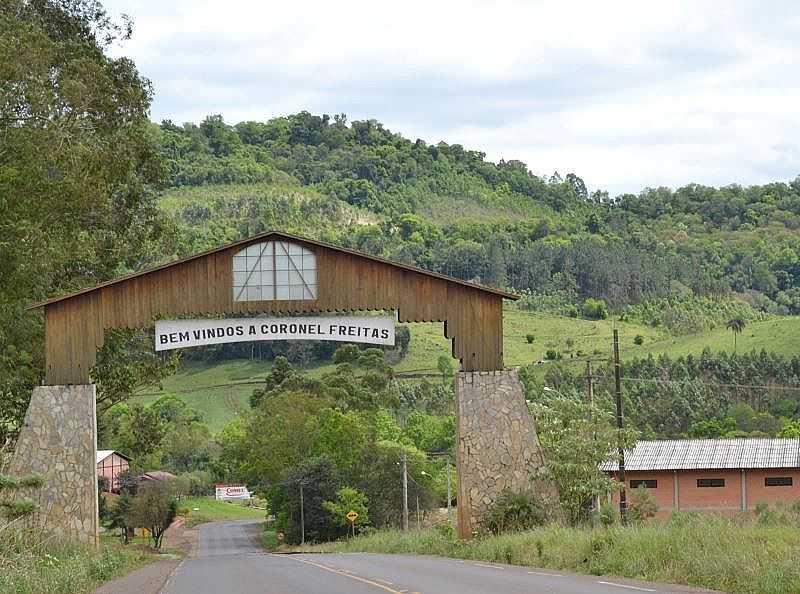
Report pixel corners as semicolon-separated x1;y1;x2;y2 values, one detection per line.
215;485;252;501
155;316;395;351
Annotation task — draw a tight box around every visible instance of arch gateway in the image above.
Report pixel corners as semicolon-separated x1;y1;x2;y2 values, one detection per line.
10;231;547;542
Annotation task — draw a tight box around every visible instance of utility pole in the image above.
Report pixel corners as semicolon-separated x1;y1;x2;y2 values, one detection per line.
416;493;420;531
299;481;305;545
446;459;453;527
613;329;627;524
401;451;409;531
586;360;599;511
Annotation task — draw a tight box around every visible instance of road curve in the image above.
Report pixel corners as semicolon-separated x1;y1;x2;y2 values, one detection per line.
161;520;718;594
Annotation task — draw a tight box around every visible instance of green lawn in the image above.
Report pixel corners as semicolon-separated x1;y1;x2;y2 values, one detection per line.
135;310;800;433
639;317;800;360
179;496;266;527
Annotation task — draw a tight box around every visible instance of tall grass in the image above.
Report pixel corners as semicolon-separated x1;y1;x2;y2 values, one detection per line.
0;526;152;594
305;514;800;594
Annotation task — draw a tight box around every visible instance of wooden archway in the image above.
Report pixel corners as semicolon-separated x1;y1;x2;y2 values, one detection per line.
31;231;517;384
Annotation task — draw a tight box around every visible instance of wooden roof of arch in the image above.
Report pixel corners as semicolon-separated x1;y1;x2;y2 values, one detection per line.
35;230;516;384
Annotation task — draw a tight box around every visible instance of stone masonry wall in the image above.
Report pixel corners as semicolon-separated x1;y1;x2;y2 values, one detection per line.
5;385;98;544
455;370;548;537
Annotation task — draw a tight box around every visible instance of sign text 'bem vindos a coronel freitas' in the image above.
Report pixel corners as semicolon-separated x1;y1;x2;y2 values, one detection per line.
154;316;395;351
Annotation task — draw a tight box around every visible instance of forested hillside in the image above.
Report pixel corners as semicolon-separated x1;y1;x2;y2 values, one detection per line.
153;112;800;315
115;111;800;448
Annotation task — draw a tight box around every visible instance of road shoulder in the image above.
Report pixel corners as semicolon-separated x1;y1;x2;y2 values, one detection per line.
93;518;197;594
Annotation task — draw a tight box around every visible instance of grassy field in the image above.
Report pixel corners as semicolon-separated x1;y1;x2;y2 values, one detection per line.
178;496;266;527
638;316;800;360
135;309;800;432
0;530;155;594
302;516;800;594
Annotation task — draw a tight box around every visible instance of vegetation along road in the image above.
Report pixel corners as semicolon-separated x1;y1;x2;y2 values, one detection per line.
162;520;717;594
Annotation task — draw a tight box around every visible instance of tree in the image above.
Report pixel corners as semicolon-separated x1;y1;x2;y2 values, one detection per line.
0;0;169;446
436;355;454;385
628;486;658;523
250;355;297;407
534;395;638;525
323;487;370;532
582;299;609;320
109;492;134;544
273;456;341;544
92;329;179;415
726;317;747;353
0;473;43;522
332;345;361;365
779;420;800;438
128;480;177;549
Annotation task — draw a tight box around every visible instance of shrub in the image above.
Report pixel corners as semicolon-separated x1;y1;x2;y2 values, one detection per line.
127;481;177;549
434;522;455;539
594;502;618;526
333;344;361;364
545;350;561;361
526;334;535;344
582;298;609;320
481;489;548;534
322;486;370;529
633;335;644;345
628;486;658;523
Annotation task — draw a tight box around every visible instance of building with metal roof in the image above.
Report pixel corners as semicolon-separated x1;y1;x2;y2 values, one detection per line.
601;438;800;472
603;439;800;518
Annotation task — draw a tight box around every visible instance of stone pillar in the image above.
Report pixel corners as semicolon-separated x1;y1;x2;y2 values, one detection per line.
455;369;548;538
5;385;98;544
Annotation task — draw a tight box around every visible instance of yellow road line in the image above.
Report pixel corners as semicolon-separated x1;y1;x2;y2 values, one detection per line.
283;555;411;594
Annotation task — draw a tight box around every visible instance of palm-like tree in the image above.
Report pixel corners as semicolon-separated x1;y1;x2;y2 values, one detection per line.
726;317;747;353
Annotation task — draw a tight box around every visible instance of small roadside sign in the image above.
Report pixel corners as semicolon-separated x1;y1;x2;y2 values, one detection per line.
346;511;358;522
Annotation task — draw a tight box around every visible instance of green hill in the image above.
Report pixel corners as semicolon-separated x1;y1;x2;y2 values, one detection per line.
138;310;800;432
131;112;800;433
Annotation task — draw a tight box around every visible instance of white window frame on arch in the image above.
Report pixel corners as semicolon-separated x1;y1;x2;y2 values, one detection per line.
232;241;317;302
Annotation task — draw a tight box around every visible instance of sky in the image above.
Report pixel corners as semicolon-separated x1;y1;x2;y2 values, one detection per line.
104;0;800;196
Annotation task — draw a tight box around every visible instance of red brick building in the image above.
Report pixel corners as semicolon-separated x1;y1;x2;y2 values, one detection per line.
602;439;800;518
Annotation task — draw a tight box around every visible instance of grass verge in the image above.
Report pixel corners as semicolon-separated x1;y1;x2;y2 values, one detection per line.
262;527;278;550
0;529;154;594
302;515;800;594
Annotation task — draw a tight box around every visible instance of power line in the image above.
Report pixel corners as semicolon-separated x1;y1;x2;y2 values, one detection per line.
620;376;800;392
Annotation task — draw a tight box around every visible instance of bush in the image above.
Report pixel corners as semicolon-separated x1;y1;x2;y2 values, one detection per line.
582;298;608;320
633;335;644;345
594;502;618;526
481;489;548;534
127;481;177;549
545;350;561;361
525;334;535;344
628;486;658;523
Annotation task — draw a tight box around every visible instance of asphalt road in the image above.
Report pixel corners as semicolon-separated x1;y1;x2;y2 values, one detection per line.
161;520;717;594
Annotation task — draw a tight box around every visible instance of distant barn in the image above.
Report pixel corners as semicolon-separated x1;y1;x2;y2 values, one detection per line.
96;450;130;493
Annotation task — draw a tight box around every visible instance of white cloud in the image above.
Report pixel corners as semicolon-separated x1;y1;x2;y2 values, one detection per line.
105;0;800;194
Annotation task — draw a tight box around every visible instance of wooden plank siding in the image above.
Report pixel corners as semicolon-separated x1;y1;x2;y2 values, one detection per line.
36;232;513;384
